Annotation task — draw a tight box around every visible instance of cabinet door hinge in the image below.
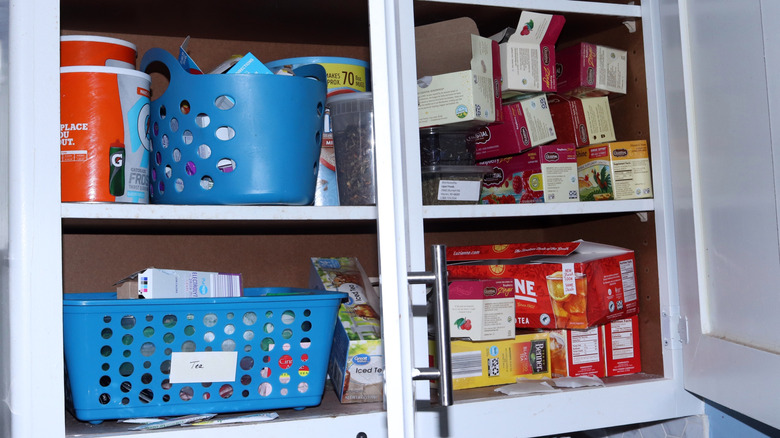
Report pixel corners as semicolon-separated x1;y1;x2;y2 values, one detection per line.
661;308;688;349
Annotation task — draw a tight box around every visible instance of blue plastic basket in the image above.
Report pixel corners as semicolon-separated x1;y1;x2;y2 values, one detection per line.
63;288;346;423
139;48;327;205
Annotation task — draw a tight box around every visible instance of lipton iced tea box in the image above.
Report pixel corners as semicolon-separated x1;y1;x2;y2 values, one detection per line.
549;326;606;378
430;332;551;390
447;240;639;329
603;315;642;376
577;140;653;201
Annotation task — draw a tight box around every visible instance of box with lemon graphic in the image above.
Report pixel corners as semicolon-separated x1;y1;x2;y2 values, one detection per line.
446;240;639;330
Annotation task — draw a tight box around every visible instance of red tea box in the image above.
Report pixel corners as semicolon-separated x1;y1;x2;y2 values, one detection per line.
547;94;616;148
431;332;551;390
603;315;642;376
556;43;627;97
577;140;653;201
446;240;640;329
549;326;606;378
449;279;515;341
495;11;566;98
479;143;579;204
474;94;556;160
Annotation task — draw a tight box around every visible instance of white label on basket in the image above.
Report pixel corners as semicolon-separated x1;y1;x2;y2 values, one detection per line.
169;351;238;383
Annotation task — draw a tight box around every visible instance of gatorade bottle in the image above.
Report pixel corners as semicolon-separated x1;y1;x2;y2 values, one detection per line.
109;140;125;196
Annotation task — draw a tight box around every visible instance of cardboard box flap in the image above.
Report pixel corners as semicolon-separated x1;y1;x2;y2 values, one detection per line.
415;17;481;77
507;11;565;45
112;268;152;286
447;240;630;265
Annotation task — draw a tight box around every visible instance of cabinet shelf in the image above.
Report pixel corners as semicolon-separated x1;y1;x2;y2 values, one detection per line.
423;200;653;219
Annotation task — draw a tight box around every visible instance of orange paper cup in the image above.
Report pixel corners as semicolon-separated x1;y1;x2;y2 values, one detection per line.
60;66;151;203
61;35;137;69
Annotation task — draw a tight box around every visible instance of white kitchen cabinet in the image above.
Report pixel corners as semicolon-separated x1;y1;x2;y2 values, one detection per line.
1;0;777;437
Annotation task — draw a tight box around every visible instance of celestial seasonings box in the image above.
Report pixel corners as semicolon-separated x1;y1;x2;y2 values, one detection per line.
493;11;566;98
446;240;640;329
547;94;616;148
479;143;579;204
415;17;500;127
431;332;551;390
576;140;653;201
556;42;628;97
473;94;557;160
114;268;243;299
448;279;516;341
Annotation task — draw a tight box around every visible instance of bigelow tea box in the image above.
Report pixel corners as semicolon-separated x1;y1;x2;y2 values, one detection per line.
449;279;515;341
493;11;566;98
115;268;243;299
556;43;628;97
577;140;653;201
446;240;640;329
431;332;551;390
474;94;557;160
415;17;500;127
603;315;642;376
479;144;579;204
310;257;383;403
547;94;616;148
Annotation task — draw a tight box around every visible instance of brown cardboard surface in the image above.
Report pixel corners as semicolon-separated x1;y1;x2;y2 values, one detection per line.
415;17;480;77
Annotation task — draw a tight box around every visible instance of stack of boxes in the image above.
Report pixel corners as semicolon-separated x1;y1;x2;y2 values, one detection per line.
415;11;653;206
438;240;643;390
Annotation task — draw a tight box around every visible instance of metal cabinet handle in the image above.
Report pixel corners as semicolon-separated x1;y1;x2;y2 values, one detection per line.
408;244;452;406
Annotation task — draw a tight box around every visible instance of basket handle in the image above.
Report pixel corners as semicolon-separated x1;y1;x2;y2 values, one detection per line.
286;63;327;87
140;47;187;82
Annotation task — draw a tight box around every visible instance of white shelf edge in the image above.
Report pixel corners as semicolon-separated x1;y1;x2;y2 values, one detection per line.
417;0;642;18
423;199;654;219
61;204;379;221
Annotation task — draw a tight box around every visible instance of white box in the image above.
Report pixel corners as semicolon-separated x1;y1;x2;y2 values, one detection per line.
115;268;243;299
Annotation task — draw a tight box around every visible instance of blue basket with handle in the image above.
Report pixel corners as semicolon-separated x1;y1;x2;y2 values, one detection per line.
139;48;327;205
63;287;346;423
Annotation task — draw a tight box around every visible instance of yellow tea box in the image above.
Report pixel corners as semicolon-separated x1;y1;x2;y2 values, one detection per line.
431;332;551;390
576;140;653;201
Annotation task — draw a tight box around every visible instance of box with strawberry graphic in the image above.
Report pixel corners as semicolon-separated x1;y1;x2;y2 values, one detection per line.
479;143;579;204
492;11;566;98
448;279;515;341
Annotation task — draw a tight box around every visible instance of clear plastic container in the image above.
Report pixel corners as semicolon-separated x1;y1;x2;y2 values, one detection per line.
419;126;478;166
328;92;376;206
421;165;492;205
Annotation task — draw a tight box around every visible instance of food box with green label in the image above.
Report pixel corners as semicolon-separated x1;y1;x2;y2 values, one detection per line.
309;257;383;403
479;143;579;204
576;140;653;201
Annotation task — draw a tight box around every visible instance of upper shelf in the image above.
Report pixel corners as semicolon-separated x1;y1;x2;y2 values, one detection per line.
61;200;653;224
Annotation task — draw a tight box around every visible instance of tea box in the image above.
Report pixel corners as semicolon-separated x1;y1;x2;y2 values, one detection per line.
479;143;579;204
577;140;653;201
446;240;640;329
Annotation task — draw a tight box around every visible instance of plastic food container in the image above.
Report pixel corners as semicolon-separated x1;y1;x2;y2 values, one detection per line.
328;92;376;206
421;165;492;205
419;127;477;166
63;288;346;423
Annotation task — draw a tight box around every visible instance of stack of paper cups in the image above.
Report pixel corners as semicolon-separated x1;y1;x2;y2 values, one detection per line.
60;35;151;203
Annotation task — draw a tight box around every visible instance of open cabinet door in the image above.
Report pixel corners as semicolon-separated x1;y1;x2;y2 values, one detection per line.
676;0;780;430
